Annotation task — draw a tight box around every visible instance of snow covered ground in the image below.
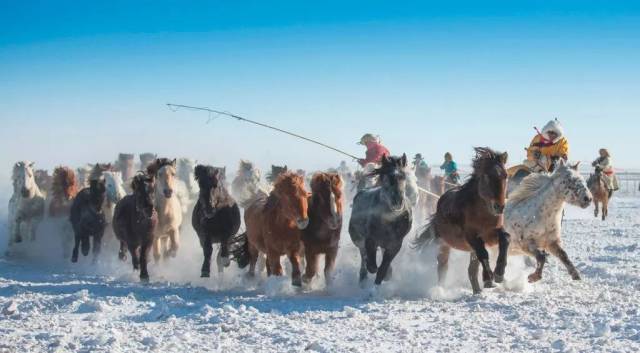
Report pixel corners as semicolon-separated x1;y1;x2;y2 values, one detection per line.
1;193;639;352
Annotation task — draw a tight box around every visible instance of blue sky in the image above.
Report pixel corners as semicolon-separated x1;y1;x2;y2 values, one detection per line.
1;1;639;179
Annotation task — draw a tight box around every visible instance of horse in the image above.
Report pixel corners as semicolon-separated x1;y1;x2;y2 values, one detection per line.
588;166;610;221
231;160;266;207
115;153;136;183
69;175;107;263
34;169;52;197
266;165;288;184
8;161;45;247
47;166;78;256
234;172;309;286
113;173;158;281
76;164;92;189
504;160;592;282
192;165;241;277
352;163;378;194
103;171;127;242
349;154;413;285
177;158;199;199
302;172;344;285
146;158;183;261
423;175;445;217
414;147;510;294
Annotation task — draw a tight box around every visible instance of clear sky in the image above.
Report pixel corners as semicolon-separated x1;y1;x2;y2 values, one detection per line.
1;1;639;181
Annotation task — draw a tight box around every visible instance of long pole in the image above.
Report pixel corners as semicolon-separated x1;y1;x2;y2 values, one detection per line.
167;103;361;160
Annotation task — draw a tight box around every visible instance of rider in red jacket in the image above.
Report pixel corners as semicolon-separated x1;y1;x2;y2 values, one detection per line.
357;134;390;166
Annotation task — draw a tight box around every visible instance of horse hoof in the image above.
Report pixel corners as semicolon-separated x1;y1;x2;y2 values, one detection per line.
366;263;378;274
201;271;210;278
483;280;496;288
528;273;542;283
140;276;150;283
571;272;581;281
292;277;302;287
494;274;504;283
221;257;231;267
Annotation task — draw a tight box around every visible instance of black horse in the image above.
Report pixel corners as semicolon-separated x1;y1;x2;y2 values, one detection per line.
192;165;241;277
113;173;158;281
349;154;412;285
69;177;107;263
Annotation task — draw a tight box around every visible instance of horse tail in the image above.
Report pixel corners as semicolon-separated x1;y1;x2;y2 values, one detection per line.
229;231;250;269
411;218;438;251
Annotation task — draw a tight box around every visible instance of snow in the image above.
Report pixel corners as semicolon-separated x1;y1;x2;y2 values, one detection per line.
1;195;639;352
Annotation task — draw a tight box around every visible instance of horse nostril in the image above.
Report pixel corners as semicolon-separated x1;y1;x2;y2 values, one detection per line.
584;196;592;203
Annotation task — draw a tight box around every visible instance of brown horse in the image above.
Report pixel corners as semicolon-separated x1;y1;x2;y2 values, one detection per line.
238;172;309;286
414;147;510;294
302;172;344;285
48;166;78;218
588;167;610;221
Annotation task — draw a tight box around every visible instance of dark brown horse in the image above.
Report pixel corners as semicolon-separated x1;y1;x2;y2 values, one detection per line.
235;172;309;286
69;176;107;263
113;173;158;281
192;165;241;277
414;147;510;294
302;172;344;285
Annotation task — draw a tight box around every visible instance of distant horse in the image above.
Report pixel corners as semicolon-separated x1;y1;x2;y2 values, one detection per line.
414;148;509;294
423;175;445;217
177;158;199;199
8;161;45;247
588;166;610;221
504;160;592;282
302;172;344;285
231;160;266;207
139;153;157;171
192;165;241;277
266;165;288;184
76;164;92;189
113;173;158;281
47;166;78;256
103;171;127;222
147;158;183;260
34;169;52;197
349;154;413;285
235;172;309;286
70;175;107;263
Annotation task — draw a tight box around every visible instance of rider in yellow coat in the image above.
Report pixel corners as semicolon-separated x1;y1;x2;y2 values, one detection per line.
525;119;569;171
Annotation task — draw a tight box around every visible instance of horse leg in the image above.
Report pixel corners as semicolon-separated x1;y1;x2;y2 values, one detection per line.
71;232;81;263
357;243;368;283
467;237;494;288
118;241;127;261
219;240;231;268
92;231;104;264
548;241;580;280
603;199;608;221
493;228;511;283
200;237;213;278
593;200;599;218
468;252;481;294
247;243;259;277
152;237;162;263
167;228;179;258
302;247;318;285
374;244;401;285
526;248;547;283
324;247;338;287
266;250;283;276
81;235;91;257
140;239;151;282
288;251;303;287
437;244;450;286
128;243;140;270
365;238;378;274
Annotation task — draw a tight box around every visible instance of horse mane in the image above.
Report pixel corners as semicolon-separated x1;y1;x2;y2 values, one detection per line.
311;172;343;195
471;147;507;176
51;166;78;199
146;158;175;175
508;173;553;205
131;172;153;192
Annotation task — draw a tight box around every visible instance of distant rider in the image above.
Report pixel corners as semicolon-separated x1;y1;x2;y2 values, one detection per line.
413;153;431;187
592;148;619;198
440;152;460;185
357;133;390;167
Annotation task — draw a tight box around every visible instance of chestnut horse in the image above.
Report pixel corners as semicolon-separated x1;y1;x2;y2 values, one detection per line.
302;172;344;285
47;166;78;256
235;172;309;286
192;165;241;277
113;173;158;281
588;166;610;221
414;147;510;294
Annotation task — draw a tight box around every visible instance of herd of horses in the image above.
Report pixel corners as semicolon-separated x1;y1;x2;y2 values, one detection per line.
8;147;602;294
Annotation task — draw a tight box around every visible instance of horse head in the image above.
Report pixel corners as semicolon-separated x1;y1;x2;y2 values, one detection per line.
89;177;107;212
195;164;223;219
13;161;38;198
554;160;592;209
372;154;409;212
104;171;126;204
472;147;509;216
311;172;344;230
148;158;177;199
131;172;156;216
267;165;288;183
273;172;309;229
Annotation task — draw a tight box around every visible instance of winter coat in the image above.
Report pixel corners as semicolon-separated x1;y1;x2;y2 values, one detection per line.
359;142;390;166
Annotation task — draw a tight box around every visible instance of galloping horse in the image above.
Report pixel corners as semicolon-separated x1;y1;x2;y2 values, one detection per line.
47;166;78;256
146;158;183;260
192;165;241;277
76;164;92;189
349;154;413;285
177;158;199;199
103;171;127;238
302;172;344;285
113;173;158;281
414;148;510;294
236;172;309;286
588;166;610;221
266;165;288;184
504;160;592;282
231;160;265;207
70;173;107;263
8;161;45;247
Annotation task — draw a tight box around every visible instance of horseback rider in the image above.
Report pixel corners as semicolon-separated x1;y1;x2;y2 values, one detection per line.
357;133;390;167
413;153;431;186
525;119;569;172
440;152;460;185
592;148;619;198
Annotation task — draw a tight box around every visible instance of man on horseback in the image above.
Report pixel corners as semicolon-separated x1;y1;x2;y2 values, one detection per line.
357;133;390;167
440;152;460;185
592;148;619;198
413;153;431;187
525;119;569;172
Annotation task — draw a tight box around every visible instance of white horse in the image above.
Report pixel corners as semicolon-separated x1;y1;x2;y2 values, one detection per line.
149;159;183;260
103;171;127;232
8;161;45;247
177;158;199;199
504;160;593;283
231;160;268;208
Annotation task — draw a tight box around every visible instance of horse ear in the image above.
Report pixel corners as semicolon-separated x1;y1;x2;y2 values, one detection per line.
570;161;580;171
500;152;509;164
29;162;35;168
172;159;177;167
400;154;407;167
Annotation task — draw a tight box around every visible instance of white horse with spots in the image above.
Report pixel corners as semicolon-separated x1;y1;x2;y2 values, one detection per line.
147;158;183;260
8;161;45;248
504;160;592;283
